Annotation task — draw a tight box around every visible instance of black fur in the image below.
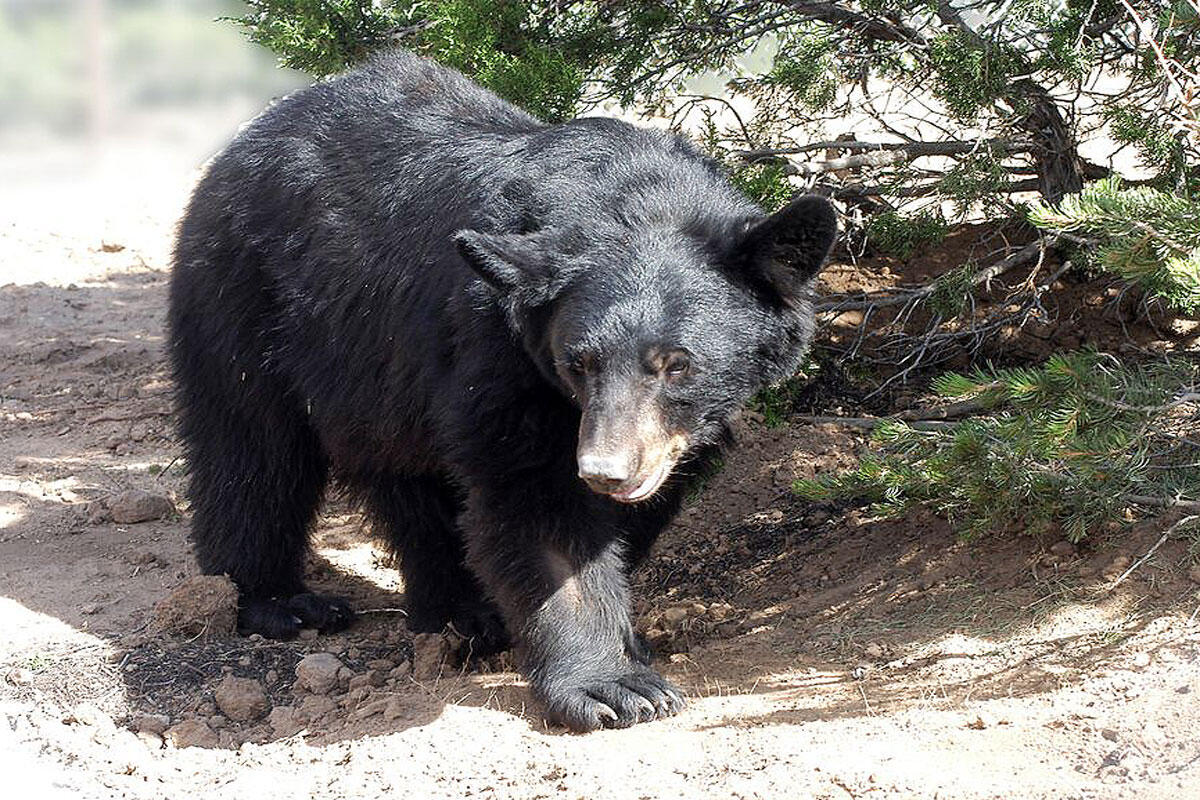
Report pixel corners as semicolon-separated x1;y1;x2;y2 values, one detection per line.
168;50;835;732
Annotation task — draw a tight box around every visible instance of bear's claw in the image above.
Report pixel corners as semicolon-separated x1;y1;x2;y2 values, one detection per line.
543;667;685;732
238;593;355;639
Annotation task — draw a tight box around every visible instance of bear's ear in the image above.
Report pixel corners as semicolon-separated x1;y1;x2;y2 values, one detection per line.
454;229;552;293
734;194;837;304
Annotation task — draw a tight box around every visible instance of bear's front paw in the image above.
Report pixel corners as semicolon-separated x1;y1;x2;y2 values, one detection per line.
540;666;685;732
239;593;356;639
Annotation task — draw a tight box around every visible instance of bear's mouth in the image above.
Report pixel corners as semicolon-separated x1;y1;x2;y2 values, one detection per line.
605;458;674;503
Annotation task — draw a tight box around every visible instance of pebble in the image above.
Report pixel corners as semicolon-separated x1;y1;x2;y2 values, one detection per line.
661;606;689;629
164;719;219;749
214;675;270;721
1131;652;1151;668
294;653;345;695
107;489;175;524
706;603;734;623
268;706;304;738
299;694;337;722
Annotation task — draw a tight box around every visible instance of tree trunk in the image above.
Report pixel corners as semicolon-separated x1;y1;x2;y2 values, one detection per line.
1015;83;1084;203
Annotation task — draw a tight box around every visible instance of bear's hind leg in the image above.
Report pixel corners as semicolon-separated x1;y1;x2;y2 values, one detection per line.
180;390;352;639
365;476;509;657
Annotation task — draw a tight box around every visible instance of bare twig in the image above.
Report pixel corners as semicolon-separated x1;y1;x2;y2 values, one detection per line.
817;237;1054;314
1108;514;1200;590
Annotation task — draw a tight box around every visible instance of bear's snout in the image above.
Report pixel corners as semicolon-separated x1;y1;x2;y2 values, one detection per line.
578;451;640;494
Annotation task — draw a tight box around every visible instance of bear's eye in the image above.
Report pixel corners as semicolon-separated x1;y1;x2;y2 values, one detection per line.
663;352;691;379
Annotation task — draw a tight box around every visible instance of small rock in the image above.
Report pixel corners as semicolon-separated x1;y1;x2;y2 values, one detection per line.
383;698;407;721
412;633;451;680
107;490;174;524
1101;728;1119;742
367;659;395;671
164;719;219;749
348;674;374;692
864;642;886;660
131;713;170;735
1177;685;1191;694
80;603;99;616
1050;541;1077;558
661;606;689;630
294;653;344;695
208;714;228;729
214;675;270;722
966;715;988;730
342;688;370;706
298;694;337;722
388;660;412;681
706;603;733;623
265;669;279;684
268;706;304;738
1131;652;1151;668
336;666;355;687
152;576;238;638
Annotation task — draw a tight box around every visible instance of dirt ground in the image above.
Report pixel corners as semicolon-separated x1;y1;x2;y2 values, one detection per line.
3;141;1200;800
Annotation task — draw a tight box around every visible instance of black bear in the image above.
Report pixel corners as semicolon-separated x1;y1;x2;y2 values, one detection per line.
168;50;835;732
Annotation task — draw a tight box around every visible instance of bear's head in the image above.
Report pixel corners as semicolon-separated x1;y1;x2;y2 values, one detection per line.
456;194;836;503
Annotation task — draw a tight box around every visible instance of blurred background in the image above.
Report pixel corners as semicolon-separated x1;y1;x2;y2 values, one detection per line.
0;0;304;281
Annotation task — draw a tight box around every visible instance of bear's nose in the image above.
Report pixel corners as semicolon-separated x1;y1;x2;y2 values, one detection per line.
578;453;634;493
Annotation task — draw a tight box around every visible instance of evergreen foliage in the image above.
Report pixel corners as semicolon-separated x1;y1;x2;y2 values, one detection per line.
796;352;1200;540
865;210;949;260
1030;178;1200;313
230;0;584;121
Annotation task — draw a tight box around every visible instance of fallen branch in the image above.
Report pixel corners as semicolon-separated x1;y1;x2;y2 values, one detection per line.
792;414;958;431
817;237;1054;314
1124;495;1200;512
1108;514;1199;591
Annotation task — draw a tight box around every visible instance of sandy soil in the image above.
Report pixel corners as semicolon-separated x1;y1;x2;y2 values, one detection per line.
2;142;1200;800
